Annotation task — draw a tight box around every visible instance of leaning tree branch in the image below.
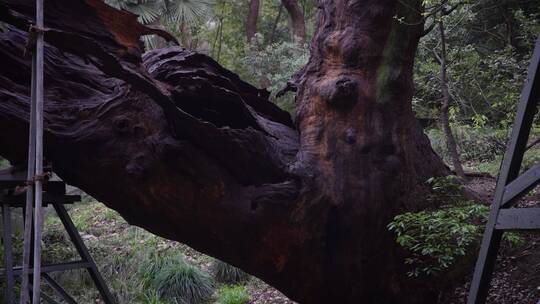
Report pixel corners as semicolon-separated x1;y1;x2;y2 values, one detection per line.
0;0;302;296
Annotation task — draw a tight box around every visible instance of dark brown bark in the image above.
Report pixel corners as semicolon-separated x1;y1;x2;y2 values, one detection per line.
246;0;260;43
281;0;306;43
0;1;448;303
212;0;225;60
438;17;465;179
269;3;283;44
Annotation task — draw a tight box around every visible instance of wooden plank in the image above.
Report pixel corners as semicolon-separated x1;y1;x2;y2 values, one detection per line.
0;179;66;194
0;261;91;276
0;193;80;205
502;163;540;207
496;208;540;230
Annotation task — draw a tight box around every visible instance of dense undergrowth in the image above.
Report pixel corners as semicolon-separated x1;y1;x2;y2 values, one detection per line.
427;124;540;176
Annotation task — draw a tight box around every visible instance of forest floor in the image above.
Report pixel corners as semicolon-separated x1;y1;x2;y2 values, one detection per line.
443;176;540;304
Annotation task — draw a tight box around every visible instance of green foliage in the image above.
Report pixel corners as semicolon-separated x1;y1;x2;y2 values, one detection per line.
105;0;214;49
242;41;309;112
388;176;523;278
24;200;218;303
216;285;250;304
0;157;9;169
211;259;250;284
388;203;488;277
428;124;540;175
521;149;540;172
143;290;169;304
427;124;508;164
106;0;214;25
425;175;464;204
139;251;214;304
414;2;538;132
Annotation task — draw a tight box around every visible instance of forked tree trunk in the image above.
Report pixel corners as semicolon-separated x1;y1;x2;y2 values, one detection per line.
0;1;448;303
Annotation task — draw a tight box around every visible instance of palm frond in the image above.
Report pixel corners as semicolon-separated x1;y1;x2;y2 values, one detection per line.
161;0;214;27
105;0;163;24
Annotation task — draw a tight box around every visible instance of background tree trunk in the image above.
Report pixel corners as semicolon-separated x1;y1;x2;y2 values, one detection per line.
246;0;260;42
281;0;306;43
269;3;283;44
0;1;448;303
438;17;465;179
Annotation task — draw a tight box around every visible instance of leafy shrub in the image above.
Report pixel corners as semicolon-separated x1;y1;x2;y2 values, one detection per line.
388;176;523;277
216;285;250;304
211;259;250;284
425;175;465;205
139;251;214;304
388;204;489;277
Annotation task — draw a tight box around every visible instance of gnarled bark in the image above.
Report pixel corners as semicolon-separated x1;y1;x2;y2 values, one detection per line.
0;1;448;303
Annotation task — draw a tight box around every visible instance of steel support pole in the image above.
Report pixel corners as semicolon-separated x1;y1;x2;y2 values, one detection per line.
32;0;45;302
20;52;37;304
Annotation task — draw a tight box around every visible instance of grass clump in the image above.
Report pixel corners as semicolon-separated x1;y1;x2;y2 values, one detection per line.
0;157;9;169
216;285;250;304
140;251;214;304
211;259;250;284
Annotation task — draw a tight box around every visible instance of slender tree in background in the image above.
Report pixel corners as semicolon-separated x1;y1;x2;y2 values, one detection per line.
281;0;306;43
437;10;466;179
246;0;260;42
269;3;283;44
211;0;225;60
0;0;450;303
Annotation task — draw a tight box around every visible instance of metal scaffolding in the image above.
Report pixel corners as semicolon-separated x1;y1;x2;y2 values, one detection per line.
19;0;46;303
1;168;116;304
0;1;115;303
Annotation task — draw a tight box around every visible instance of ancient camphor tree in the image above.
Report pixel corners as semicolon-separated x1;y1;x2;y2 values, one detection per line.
0;0;449;303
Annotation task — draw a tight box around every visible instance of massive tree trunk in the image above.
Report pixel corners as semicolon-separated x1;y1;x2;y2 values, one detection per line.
0;1;448;303
281;0;306;43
